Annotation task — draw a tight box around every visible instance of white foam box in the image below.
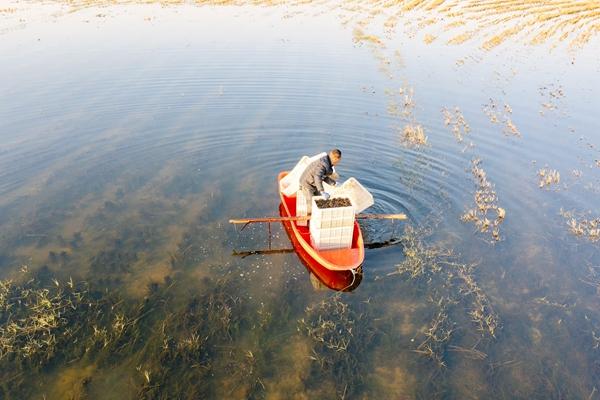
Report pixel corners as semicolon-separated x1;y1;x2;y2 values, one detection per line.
280;152;327;196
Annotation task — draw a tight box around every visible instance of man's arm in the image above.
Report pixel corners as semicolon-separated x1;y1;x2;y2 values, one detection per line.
314;164;328;192
323;176;336;186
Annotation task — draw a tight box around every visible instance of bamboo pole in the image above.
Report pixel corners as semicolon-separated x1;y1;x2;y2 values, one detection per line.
229;213;407;225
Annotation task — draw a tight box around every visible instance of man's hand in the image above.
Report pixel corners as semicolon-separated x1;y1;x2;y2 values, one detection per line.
320;192;330;200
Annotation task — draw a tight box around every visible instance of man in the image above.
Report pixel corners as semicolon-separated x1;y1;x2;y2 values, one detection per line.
299;149;341;207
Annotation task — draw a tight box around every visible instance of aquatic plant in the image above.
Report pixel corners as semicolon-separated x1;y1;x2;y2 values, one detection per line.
582;265;600;296
538;168;561;188
442;106;471;144
298;294;376;398
400;124;428;147
455;263;499;338
0;275;99;366
0;268;154;398
414;303;455;368
483;99;521;137
389;225;448;279
560;209;600;242
136;276;253;399
461;158;506;242
0;267;273;399
389;224;500;366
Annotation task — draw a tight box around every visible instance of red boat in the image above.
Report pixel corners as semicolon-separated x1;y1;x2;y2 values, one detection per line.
278;171;363;291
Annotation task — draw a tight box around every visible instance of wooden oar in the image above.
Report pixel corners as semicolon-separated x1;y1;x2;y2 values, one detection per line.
229;213;407;225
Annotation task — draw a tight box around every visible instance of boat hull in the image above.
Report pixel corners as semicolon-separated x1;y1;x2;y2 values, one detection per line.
279;204;362;291
277;171;364;290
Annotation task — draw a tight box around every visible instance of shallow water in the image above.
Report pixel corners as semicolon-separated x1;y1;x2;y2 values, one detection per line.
1;1;600;399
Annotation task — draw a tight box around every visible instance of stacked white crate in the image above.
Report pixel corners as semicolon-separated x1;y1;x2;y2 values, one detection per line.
309;196;355;250
296;189;309;227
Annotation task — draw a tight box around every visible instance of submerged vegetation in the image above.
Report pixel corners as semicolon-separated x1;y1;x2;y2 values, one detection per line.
389;225;500;367
0;270;264;398
299;294;376;398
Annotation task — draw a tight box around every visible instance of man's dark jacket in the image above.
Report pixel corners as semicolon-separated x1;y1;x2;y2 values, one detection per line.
299;155;336;194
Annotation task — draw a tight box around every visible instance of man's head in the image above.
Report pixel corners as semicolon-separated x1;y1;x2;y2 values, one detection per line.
329;148;342;166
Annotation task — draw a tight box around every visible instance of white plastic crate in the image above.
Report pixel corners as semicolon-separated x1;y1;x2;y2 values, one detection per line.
310;193;354;229
310;196;355;227
280;152;327;196
310;213;354;229
309;196;355;250
310;225;353;250
324;177;374;213
296;189;309;227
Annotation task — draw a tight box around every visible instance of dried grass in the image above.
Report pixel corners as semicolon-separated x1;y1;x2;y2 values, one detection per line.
538;168;561;188
28;1;600;50
461;158;505;242
560;209;600;241
400;124;428;147
442;106;471;143
483;99;521;137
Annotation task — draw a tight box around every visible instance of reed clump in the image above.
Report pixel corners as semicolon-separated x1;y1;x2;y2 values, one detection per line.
461;158;506;242
483;99;521;137
390;225;449;279
442;106;471;143
387;87;415;119
538;168;561;188
401;124;428;147
560;209;600;242
582;265;600;296
539;84;565;113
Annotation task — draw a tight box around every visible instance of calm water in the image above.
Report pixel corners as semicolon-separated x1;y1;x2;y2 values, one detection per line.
1;2;600;399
